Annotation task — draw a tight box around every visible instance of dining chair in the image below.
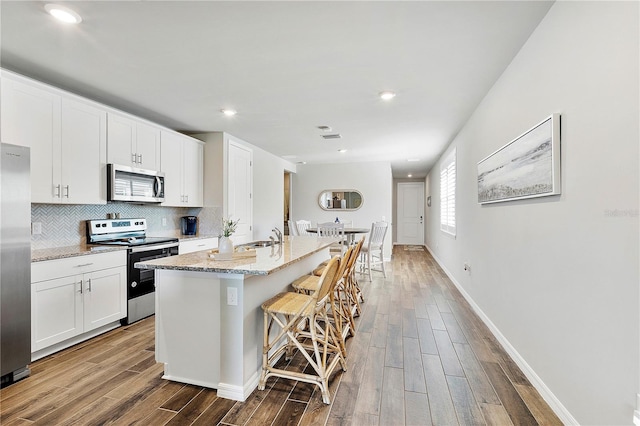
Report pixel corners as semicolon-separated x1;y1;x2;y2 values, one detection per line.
295;220;312;236
340;220;353;228
258;255;346;404
317;222;346;255
287;220;299;236
359;221;388;281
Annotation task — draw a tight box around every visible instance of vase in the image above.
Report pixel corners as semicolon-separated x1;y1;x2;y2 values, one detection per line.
218;236;234;260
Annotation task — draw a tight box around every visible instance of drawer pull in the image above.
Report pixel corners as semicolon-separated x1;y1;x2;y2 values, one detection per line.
74;262;94;268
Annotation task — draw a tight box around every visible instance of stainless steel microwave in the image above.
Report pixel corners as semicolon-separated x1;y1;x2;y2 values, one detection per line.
107;164;165;203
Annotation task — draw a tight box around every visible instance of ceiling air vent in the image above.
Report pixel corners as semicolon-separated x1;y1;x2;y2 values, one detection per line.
316;125;332;131
321;134;342;139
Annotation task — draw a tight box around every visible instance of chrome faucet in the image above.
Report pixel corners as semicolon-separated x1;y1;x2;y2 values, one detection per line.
272;227;283;245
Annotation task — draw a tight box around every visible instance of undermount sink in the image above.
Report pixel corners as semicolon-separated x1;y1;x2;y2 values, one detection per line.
241;240;279;248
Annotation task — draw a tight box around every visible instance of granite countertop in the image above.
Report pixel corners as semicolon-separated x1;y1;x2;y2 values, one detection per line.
31;233;219;263
32;244;127;262
135;236;338;276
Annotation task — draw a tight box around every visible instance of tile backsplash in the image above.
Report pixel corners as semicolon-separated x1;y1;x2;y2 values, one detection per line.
31;203;222;249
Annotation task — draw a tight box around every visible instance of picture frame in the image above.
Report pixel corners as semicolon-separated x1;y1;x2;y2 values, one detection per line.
477;113;561;204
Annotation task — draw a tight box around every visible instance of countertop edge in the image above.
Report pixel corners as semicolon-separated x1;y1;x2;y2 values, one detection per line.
32;245;127;262
135;238;337;276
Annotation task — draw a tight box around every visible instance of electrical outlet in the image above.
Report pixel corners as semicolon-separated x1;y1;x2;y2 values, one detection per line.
227;287;238;306
32;222;42;235
161;217;167;227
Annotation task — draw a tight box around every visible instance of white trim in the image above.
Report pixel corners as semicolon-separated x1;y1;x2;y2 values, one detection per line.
425;244;578;426
31;321;121;362
217;371;260;401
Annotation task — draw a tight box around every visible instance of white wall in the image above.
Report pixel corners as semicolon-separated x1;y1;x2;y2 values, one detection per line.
426;2;639;424
251;145;296;239
291;161;393;259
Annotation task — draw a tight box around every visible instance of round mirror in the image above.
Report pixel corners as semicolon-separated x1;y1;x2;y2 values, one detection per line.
318;190;363;211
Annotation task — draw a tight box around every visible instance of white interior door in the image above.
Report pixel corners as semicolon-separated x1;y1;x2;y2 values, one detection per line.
397;182;425;245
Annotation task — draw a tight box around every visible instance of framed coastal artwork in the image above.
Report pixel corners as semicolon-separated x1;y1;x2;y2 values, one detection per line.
477;113;561;204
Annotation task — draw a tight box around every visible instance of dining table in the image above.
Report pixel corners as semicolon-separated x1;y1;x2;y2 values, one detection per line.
306;227;370;244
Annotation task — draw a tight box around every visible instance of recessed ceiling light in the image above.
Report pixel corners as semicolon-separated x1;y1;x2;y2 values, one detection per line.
407;158;420;162
379;91;396;101
408;174;413;178
45;4;82;24
221;109;237;117
338;149;347;153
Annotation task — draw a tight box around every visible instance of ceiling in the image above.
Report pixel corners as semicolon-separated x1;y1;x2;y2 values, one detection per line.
0;1;553;178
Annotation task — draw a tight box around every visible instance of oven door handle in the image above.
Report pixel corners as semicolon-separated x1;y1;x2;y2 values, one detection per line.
130;242;179;253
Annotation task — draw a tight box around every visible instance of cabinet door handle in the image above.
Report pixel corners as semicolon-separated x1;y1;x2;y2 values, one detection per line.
185;195;188;203
78;280;83;294
64;185;70;198
86;279;92;292
132;153;137;164
55;184;61;198
138;153;143;164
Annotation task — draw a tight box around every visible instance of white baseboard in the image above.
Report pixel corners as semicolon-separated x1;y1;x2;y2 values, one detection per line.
31;321;121;362
425;245;578;426
217;371;260;402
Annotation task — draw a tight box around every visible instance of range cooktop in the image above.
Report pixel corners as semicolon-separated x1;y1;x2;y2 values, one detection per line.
86;218;178;247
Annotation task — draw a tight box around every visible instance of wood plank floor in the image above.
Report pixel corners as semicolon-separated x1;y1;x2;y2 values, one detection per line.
1;246;562;425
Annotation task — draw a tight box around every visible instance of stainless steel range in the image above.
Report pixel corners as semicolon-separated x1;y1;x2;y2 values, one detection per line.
87;218;179;325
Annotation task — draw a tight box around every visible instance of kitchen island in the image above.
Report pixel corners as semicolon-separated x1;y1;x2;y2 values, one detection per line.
134;236;336;401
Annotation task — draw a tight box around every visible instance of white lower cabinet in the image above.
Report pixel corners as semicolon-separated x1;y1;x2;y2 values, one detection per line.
178;237;218;255
31;251;127;354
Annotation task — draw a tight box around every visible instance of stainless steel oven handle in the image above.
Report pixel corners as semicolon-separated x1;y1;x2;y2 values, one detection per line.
130;242;179;253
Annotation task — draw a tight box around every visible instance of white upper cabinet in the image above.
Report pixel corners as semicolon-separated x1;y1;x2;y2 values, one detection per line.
227;139;253;243
1;71;106;204
1;70;207;206
60;98;106;204
198;132;253;244
107;112;160;170
160;130;203;207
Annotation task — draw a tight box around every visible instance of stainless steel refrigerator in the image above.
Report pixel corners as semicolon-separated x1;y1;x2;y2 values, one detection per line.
0;143;31;386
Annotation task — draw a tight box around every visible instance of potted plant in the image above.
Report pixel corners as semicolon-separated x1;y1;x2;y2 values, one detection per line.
218;217;239;259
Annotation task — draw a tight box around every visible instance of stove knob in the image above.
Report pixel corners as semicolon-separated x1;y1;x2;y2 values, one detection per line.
131;281;138;288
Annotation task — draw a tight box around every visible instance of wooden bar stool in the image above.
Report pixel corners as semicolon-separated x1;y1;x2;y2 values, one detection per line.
258;256;346;404
343;237;365;319
292;241;362;340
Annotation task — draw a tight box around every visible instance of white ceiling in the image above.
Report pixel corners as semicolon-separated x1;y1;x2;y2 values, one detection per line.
0;1;553;178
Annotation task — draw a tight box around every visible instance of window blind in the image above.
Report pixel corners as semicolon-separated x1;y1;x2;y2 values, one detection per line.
440;148;456;236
